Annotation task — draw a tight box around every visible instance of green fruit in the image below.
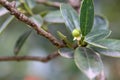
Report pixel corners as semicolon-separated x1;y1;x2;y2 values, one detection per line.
72;29;80;37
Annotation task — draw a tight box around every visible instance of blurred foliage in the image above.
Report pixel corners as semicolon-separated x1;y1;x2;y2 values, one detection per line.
0;0;120;80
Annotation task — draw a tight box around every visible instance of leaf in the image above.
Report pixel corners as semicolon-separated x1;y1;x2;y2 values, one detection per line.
25;0;36;9
94;39;120;51
60;3;80;32
0;16;14;34
74;47;103;79
86;30;111;42
91;39;120;57
85;15;111;42
93;15;109;31
14;30;32;55
87;41;107;49
58;47;74;58
93;48;120;58
0;7;9;17
30;15;43;28
44;10;64;23
80;0;94;36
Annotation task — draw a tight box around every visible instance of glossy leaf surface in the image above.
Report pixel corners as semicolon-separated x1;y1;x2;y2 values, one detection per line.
87;41;107;49
93;48;120;58
80;0;94;36
74;47;103;79
93;15;109;31
58;47;74;58
0;16;14;34
94;39;120;51
44;10;64;23
0;7;9;17
86;30;111;42
14;30;32;55
91;39;120;57
60;4;80;32
25;0;36;9
86;15;111;42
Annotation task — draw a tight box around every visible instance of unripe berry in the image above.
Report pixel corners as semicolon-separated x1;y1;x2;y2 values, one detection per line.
72;29;80;37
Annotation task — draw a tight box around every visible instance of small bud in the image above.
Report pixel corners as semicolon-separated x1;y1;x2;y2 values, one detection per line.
72;29;81;41
72;29;80;37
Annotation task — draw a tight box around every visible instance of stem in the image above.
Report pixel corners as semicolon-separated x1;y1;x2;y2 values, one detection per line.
0;51;59;62
19;0;33;15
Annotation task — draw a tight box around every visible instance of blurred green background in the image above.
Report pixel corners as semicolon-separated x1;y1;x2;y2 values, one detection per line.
0;0;120;80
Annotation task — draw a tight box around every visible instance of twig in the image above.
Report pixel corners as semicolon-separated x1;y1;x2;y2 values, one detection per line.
0;0;65;48
36;0;60;8
0;51;59;62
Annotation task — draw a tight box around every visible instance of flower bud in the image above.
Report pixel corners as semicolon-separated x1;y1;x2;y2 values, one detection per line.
72;29;80;37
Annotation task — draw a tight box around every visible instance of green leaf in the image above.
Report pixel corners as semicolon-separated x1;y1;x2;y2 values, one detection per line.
14;30;32;55
60;3;80;32
0;7;9;16
0;16;14;34
93;15;109;31
85;15;111;46
85;15;111;42
94;39;120;51
30;15;43;28
25;0;36;9
93;48;120;58
58;47;74;58
86;30;111;42
87;41;108;49
44;10;64;23
91;39;120;57
80;0;94;36
74;47;103;79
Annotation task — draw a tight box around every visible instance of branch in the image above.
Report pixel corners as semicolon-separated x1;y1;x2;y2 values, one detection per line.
0;51;59;62
0;0;65;48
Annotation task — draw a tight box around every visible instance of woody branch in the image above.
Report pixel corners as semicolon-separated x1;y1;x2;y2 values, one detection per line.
0;0;80;62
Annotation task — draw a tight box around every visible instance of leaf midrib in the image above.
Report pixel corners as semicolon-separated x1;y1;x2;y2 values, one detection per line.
84;0;89;36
